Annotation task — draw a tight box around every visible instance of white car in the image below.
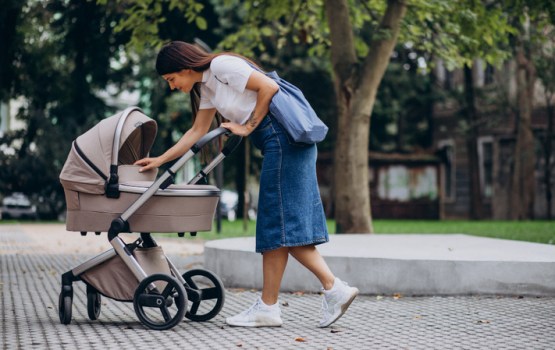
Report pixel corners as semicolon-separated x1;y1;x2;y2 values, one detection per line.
1;193;38;220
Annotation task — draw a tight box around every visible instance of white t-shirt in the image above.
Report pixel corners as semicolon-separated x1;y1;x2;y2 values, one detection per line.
199;55;257;124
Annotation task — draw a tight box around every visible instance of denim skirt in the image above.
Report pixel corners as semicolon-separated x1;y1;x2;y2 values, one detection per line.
249;115;329;253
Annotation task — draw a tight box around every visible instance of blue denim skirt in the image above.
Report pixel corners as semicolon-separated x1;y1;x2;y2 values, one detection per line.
249;115;329;253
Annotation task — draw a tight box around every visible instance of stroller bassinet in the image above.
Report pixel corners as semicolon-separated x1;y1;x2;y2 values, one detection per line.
57;107;241;330
60;107;219;233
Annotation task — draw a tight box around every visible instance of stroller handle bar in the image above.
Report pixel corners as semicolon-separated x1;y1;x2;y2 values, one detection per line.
191;127;231;154
109;126;242;240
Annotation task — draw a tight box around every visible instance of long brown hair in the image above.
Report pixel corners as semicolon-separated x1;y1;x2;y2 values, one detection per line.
155;41;259;74
156;41;257;159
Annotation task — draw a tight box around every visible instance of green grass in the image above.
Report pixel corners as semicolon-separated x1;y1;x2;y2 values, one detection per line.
372;220;555;245
3;219;554;245
160;219;555;245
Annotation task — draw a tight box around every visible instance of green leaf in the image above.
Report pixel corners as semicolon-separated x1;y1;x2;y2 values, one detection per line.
260;27;273;36
195;16;207;30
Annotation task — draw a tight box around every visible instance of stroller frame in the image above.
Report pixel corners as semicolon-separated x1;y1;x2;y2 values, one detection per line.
59;107;242;330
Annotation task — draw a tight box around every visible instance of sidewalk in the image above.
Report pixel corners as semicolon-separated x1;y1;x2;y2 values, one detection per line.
1;224;554;349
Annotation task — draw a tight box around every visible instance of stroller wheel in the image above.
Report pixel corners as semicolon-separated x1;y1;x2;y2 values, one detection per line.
86;285;101;320
182;269;225;322
133;274;187;330
58;292;72;325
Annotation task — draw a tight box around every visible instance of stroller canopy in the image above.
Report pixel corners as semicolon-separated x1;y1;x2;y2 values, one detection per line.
60;107;157;195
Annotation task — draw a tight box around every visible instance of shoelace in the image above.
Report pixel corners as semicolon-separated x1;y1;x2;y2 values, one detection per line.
245;299;263;316
321;297;329;312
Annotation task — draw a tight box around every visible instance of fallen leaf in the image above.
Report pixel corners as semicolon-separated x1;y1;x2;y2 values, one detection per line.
295;337;307;342
477;320;490;324
330;327;342;333
282;301;289;307
236;342;243;347
393;293;402;300
414;315;422;319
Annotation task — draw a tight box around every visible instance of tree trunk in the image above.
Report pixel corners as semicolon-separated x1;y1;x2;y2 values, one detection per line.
463;65;484;219
543;94;553;219
510;41;536;219
324;0;407;233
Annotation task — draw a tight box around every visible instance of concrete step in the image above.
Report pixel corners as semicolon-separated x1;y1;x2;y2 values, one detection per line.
204;234;555;296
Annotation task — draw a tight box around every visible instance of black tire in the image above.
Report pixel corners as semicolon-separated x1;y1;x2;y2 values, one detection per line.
86;285;101;320
133;274;187;330
182;269;225;322
58;292;72;325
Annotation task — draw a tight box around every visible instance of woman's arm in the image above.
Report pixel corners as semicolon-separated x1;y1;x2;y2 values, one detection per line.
135;108;217;172
221;70;278;136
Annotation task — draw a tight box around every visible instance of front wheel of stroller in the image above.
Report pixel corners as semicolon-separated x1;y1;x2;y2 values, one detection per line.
58;292;72;325
133;274;187;330
182;269;225;322
86;285;101;320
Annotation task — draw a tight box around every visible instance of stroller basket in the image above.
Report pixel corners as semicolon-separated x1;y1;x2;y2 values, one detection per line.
81;246;171;301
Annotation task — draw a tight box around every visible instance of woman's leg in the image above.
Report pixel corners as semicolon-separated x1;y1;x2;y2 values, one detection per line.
226;247;287;327
261;247;289;305
289;245;335;290
290;245;358;328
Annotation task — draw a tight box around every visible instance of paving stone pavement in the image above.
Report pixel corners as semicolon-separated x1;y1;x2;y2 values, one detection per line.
1;226;555;349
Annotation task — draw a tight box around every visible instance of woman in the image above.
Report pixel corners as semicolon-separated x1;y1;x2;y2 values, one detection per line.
135;41;358;328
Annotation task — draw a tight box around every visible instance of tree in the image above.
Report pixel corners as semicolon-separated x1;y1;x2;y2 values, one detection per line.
109;0;516;232
503;0;555;219
534;29;555;219
324;0;407;232
0;0;134;217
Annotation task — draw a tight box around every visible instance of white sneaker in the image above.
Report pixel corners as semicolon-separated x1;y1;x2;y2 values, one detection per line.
319;278;359;328
226;297;283;327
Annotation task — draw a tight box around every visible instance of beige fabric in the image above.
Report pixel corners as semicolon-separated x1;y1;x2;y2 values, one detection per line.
80;247;171;301
64;184;220;232
60;109;157;194
118;165;157;183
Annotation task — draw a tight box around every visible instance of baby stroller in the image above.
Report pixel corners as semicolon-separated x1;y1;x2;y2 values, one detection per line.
58;106;241;330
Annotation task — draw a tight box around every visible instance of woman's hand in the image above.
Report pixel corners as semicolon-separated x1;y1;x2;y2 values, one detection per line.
221;122;252;137
134;157;164;173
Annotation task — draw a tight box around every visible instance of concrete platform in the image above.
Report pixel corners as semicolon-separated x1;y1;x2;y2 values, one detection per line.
204;234;555;296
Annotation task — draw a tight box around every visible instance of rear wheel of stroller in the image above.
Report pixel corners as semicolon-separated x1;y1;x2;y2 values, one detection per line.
133;274;187;330
182;269;225;322
86;285;101;320
58;292;72;325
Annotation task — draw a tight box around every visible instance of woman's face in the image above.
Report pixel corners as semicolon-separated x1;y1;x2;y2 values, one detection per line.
162;69;197;93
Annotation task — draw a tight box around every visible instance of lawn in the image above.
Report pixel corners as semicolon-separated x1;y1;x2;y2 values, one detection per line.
2;218;553;245
164;219;555;245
